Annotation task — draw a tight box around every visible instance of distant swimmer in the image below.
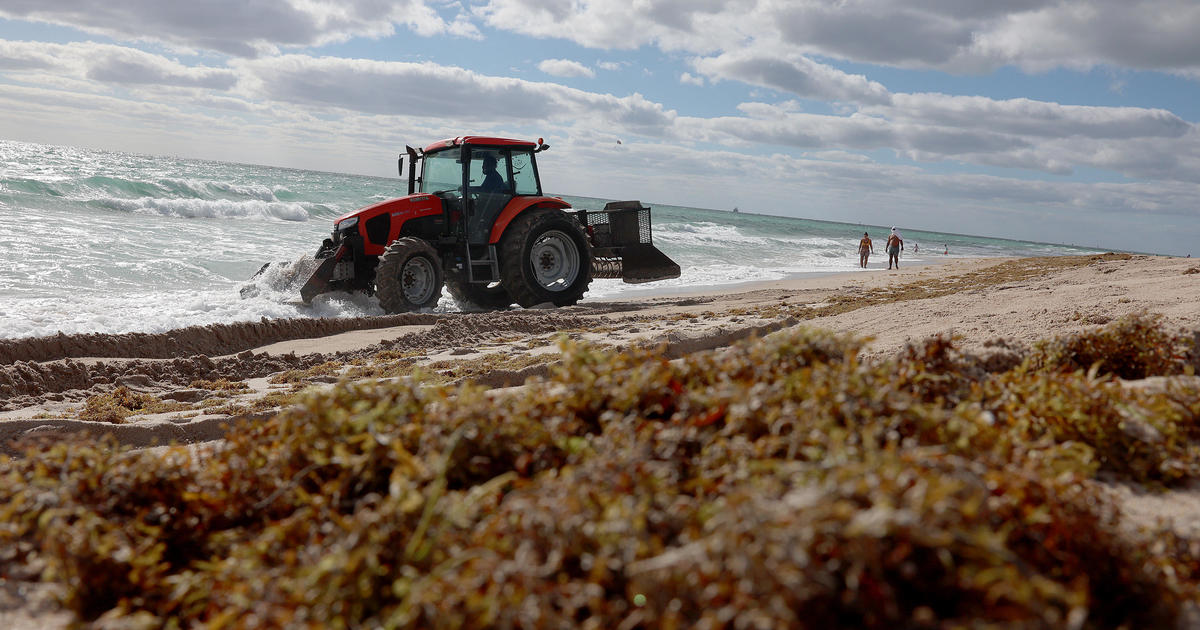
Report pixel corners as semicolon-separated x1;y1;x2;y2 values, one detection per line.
886;227;904;269
944;244;948;255
858;231;874;268
913;243;918;254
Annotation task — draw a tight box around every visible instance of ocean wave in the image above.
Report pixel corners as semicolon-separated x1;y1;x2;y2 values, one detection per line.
1;177;68;197
272;186;302;201
304;203;342;219
9;172;297;207
91;197;311;221
82;175;166;199
656;222;764;246
159;178;281;202
768;235;844;248
657;226;855;266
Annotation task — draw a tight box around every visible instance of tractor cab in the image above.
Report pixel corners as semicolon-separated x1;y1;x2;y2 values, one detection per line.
410;137;547;246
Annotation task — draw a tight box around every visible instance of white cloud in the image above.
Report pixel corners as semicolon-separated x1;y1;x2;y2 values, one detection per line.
692;49;891;105
877;94;1189;140
971;0;1200;73
477;0;749;52
0;0;478;57
10;1;1200;78
8;37;1198;190
12;37;1192;187
0;40;237;89
477;0;1200;75
537;58;595;78
769;2;980;67
668;87;1200;184
679;72;704;86
235;55;673;132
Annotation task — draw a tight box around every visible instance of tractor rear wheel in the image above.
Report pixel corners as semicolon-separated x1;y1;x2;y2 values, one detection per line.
444;270;512;310
375;237;443;313
499;208;591;308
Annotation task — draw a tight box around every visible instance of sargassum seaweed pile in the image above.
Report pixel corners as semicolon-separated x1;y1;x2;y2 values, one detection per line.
3;313;1200;628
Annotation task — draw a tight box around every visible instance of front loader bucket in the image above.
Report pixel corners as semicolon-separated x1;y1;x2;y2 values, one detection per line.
616;243;680;283
299;256;338;303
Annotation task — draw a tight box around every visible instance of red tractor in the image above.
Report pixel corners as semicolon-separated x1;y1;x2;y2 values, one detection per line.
297;136;680;312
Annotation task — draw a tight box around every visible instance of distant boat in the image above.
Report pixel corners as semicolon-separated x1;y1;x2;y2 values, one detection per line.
732;206;739;213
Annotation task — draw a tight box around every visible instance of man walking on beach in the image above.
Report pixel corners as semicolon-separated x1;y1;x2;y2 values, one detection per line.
858;231;874;268
886;227;904;269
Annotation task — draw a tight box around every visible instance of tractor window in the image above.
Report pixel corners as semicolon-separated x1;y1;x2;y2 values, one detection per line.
420;148;462;194
468;149;511;194
510;150;539;196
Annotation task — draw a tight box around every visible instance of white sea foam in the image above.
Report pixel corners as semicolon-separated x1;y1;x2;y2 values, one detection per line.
657;222;763;246
96;197;311;221
159;178;281;202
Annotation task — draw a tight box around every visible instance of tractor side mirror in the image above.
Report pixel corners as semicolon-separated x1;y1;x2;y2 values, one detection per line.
397;154;403;178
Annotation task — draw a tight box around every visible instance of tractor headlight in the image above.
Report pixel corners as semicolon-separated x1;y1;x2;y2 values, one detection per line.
336;216;358;231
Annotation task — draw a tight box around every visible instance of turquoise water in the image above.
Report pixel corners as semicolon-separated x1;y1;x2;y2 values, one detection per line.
0;139;1102;339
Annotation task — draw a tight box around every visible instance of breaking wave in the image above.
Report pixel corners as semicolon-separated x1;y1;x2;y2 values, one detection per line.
91;196;313;221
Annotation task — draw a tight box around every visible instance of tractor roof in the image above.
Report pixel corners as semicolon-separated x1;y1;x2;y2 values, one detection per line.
423;136;538;153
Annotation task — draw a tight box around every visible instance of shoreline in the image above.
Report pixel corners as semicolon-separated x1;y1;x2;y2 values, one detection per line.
3;253;1195;416
589;253;962;303
0;255;969;345
4;251;1199;445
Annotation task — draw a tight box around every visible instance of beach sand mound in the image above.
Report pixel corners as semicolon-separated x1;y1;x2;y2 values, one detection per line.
0;352;329;411
0;310;602;410
0;313;444;364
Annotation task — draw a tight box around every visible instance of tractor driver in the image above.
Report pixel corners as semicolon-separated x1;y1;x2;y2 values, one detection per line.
479;153;507;194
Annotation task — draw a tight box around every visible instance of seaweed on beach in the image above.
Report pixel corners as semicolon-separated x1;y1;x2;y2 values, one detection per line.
268;360;345;384
1027;313;1194;379
76;386;190;423
189;378;251;393
3;317;1200;627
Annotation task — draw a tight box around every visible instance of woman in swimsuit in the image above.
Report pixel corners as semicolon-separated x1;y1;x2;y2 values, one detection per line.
858;232;873;268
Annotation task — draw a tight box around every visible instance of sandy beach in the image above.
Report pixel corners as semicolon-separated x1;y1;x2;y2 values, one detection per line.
4;252;1200;462
4;252;1200;628
9;253;1198;423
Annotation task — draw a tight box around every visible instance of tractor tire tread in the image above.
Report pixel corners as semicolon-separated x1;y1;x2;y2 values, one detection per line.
376;237;443;313
499;208;592;308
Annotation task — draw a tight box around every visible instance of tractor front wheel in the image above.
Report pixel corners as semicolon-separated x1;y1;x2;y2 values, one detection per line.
499;209;592;308
375;237;443;313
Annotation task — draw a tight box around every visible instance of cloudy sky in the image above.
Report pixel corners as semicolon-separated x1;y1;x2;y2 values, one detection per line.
2;1;1199;255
